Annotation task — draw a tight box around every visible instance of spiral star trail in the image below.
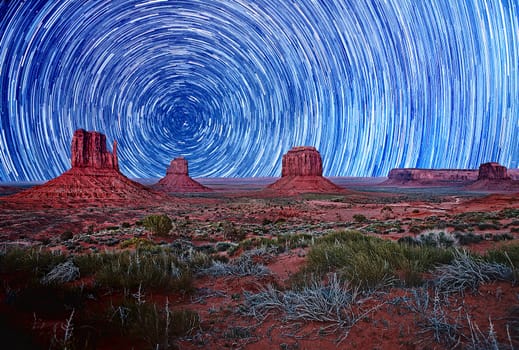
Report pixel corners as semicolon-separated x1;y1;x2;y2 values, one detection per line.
0;0;517;182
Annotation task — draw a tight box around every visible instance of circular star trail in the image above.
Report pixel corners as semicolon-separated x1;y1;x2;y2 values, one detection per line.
0;0;517;182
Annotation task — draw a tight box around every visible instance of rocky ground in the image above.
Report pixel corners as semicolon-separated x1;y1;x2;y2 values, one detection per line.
0;179;519;349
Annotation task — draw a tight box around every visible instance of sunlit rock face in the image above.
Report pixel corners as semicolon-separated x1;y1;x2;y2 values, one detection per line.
268;146;342;193
4;130;160;205
281;146;323;177
154;157;212;193
71;129;119;170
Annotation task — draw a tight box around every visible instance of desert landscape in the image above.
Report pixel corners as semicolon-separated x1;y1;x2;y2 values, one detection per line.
0;130;518;349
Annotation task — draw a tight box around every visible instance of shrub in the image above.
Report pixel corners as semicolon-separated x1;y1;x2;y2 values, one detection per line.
201;249;271;277
454;232;483;245
0;247;66;277
303;230;454;290
142;214;173;236
353;214;367;223
95;249;193;292
60;231;74;241
109;295;199;348
243;273;359;328
416;231;456;248
486;243;519;269
433;249;513;294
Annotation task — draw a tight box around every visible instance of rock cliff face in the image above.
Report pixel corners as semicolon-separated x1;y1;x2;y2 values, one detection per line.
467;162;519;191
384;169;477;186
267;146;342;193
169;157;188;175
383;163;519;191
282;146;323;177
154;157;212;193
6;129;160;206
477;162;511;180
71;129;118;170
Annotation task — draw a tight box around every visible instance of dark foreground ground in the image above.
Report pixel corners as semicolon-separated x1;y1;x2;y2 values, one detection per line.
0;178;518;349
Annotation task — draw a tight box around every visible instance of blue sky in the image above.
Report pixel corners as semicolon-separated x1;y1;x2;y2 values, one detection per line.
0;0;517;181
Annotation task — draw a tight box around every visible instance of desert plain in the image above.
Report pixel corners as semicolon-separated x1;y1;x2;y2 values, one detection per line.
1;174;519;350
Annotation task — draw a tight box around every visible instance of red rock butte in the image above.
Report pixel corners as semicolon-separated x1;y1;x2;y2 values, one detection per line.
71;129;119;170
477;162;511;180
154;157;212;193
4;129;161;206
267;146;342;193
467;162;519;191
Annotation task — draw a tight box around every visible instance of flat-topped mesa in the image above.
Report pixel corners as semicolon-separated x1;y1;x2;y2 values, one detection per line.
267;146;343;194
478;162;511;180
385;168;477;185
71;129;118;170
282;146;323;177
155;157;212;193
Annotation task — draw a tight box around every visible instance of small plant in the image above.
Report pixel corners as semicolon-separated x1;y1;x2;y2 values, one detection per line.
416;230;456;248
41;260;80;285
381;206;394;220
143;214;173;236
433;249;513;294
109;294;200;348
201;249;271;277
353;214;367;223
243;273;360;328
407;288;462;348
60;231;74;241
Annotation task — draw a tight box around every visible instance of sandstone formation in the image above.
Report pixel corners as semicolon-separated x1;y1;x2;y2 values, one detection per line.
71;129;118;170
282;146;323;176
267;146;342;193
5;129;161;206
154;157;212;193
467;162;519;191
477;162;510;180
384;168;477;186
383;162;519;191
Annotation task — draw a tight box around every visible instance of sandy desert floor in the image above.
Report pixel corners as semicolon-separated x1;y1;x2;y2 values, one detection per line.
0;178;518;349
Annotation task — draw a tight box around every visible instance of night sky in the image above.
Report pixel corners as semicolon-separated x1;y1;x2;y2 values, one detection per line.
0;0;517;182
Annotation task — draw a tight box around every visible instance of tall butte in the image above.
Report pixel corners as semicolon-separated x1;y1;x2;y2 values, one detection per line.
6;129;161;206
154;157;211;193
266;146;342;193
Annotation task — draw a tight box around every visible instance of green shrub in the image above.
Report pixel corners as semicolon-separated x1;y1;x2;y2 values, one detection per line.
95;250;193;292
0;247;66;277
109;296;199;348
353;214;367;223
303;230;453;290
486;243;519;267
60;231;74;241
143;214;173;236
416;231;456;248
454;232;483;245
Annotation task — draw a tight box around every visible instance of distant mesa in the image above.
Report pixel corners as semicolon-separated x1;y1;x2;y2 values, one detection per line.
467;162;519;191
153;157;212;193
384;168;477;186
4;129;161;205
266;146;342;193
384;162;519;191
477;162;510;180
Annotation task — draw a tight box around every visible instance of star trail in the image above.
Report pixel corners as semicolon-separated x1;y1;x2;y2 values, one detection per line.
0;0;517;182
